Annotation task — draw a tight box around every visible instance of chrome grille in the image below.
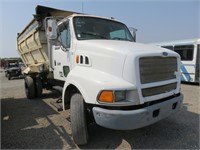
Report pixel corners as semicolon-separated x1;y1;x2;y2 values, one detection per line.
139;57;177;84
142;83;177;97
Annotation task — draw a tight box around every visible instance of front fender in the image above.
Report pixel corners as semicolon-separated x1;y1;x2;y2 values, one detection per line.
62;66;136;110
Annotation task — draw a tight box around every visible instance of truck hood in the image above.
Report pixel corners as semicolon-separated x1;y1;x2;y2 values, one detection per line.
75;40;179;78
76;40;177;55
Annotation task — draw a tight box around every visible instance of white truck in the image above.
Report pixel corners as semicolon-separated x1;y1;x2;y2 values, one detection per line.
17;5;183;145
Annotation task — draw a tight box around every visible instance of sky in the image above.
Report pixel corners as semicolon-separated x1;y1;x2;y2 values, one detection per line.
0;0;199;57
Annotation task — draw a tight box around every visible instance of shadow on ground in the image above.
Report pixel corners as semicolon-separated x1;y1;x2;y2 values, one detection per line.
1;95;199;149
1;92;76;149
81;103;199;149
181;81;199;86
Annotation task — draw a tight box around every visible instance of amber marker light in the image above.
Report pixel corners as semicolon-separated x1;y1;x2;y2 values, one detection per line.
98;91;113;103
76;55;79;63
48;26;52;32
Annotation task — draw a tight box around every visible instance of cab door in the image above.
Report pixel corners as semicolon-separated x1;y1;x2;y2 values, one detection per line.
52;21;71;81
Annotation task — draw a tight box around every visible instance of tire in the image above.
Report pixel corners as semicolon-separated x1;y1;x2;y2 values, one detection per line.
8;74;11;80
35;78;43;98
24;76;36;99
70;93;89;145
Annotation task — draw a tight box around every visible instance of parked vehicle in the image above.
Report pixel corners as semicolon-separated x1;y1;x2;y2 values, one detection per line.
5;63;22;80
152;38;200;84
17;5;183;145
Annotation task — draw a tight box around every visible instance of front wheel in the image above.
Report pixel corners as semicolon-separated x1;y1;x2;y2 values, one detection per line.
7;74;11;80
70;93;89;145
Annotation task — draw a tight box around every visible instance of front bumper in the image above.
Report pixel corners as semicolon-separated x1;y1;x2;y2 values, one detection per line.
92;93;183;130
9;70;22;77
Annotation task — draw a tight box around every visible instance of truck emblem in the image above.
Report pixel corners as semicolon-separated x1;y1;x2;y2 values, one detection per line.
162;52;168;56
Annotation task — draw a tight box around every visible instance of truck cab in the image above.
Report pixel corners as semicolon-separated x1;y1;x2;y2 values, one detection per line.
17;6;183;145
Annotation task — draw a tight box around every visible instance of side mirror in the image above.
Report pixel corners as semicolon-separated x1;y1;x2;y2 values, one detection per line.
46;19;57;39
129;27;137;42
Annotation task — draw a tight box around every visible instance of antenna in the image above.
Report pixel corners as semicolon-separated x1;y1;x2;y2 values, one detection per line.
82;1;84;13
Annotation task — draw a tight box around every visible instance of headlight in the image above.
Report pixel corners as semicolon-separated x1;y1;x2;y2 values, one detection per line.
114;91;126;102
98;90;126;103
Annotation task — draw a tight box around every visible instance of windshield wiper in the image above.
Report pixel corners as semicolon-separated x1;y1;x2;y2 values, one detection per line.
111;37;131;41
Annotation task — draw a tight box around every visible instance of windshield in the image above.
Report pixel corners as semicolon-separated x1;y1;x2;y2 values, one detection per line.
73;16;134;41
8;63;18;68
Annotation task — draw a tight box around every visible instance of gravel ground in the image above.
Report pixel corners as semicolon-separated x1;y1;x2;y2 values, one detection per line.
0;70;199;149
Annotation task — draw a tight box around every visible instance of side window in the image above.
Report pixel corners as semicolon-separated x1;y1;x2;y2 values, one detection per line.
58;22;71;48
174;45;194;61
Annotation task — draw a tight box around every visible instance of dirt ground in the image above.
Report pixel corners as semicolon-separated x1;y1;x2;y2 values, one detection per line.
0;70;199;149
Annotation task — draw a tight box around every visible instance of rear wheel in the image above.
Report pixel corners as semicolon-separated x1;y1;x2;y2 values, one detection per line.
24;76;36;99
70;93;89;145
35;78;43;98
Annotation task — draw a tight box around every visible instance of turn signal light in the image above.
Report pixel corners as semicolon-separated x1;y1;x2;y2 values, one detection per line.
76;55;79;63
48;26;52;32
98;91;113;103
